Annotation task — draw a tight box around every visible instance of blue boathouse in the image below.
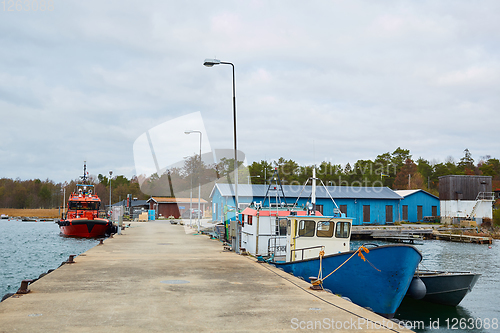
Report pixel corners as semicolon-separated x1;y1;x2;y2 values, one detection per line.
394;190;440;222
210;184;406;226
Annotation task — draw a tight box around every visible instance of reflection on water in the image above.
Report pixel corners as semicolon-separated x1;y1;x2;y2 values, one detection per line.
352;239;499;333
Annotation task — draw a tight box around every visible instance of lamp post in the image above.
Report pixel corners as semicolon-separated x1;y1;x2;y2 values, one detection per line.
203;58;239;217
247;175;260;184
185;130;202;232
109;170;113;218
183;156;193;228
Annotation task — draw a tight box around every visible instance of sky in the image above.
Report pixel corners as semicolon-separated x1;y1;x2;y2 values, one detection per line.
1;0;499;185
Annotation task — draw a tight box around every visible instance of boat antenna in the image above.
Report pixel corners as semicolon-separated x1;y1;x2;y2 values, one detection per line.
80;161;88;184
263;168;288;207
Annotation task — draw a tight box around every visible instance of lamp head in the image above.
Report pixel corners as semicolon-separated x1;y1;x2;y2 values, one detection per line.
203;58;221;67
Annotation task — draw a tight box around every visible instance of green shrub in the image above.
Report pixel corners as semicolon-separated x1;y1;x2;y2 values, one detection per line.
493;209;500;227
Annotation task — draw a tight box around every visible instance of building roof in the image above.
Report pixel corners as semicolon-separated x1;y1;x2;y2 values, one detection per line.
211;183;403;200
147;197;208;204
112;199;148;207
394;189;439;200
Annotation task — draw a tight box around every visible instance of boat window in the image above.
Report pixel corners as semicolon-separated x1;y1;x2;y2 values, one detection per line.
316;221;334;237
335;222;350;238
287;220;291;236
68;201;100;210
277;218;287;235
298;220;315;237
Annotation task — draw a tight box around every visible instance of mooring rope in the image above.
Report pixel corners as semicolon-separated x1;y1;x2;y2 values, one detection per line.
313;245;381;287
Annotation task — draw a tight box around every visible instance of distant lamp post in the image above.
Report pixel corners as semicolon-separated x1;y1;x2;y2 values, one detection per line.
203;58;239;216
183;156;194;228
109;170;113;218
185;130;202;232
247;175;260;184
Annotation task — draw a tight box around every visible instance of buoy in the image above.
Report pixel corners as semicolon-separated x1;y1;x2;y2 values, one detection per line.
407;276;427;300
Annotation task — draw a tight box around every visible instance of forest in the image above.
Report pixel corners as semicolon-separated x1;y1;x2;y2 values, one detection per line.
1;148;499;209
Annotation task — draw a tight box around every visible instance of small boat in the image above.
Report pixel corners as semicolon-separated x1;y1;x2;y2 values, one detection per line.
406;269;481;306
0;214;8;219
243;168;422;318
57;163;117;238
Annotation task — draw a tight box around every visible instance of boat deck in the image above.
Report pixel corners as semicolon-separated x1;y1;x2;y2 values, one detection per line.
0;221;411;332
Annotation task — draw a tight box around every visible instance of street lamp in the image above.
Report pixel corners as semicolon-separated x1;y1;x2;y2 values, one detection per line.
183;156;194;228
203;58;239;216
185;130;202;232
109;170;113;218
247;175;260;184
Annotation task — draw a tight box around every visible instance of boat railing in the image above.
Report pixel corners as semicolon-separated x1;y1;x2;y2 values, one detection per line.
291;245;324;261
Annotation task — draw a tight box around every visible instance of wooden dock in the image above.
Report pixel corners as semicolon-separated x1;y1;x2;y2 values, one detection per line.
431;232;492;244
352;225;493;245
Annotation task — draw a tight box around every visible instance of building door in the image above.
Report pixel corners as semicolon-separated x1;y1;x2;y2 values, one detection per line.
316;204;323;215
402;205;408;221
432;206;437;217
417;205;423;221
340;205;347;215
363;205;370;223
386;205;393;223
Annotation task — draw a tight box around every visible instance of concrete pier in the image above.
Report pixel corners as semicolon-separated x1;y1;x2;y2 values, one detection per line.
0;222;411;332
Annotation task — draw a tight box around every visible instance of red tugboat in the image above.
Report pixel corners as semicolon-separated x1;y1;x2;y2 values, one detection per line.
57;163;117;238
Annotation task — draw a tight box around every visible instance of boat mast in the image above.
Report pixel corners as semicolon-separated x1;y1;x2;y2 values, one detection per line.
311;166;316;214
81;161;88;184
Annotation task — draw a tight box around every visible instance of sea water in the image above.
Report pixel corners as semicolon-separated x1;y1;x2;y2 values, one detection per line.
0;219;99;298
351;239;500;333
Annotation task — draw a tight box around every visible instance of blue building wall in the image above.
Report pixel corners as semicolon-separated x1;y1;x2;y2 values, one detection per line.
399;191;440;222
211;187;402;226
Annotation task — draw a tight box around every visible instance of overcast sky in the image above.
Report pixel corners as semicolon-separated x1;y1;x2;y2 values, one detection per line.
1;0;499;184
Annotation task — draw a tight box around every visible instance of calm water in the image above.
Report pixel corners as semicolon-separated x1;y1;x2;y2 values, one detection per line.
0;219;99;298
351;239;500;333
1;221;498;332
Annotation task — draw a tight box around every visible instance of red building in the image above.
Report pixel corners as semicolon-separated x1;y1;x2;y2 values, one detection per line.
147;197;208;218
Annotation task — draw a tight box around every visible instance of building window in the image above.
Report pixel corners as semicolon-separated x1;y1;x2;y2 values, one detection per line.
386;205;393;223
402;205;408;221
363;205;370;223
298;220;315;237
432;206;437;217
316;221;334;237
417;205;423;221
335;222;351;238
340;205;347;215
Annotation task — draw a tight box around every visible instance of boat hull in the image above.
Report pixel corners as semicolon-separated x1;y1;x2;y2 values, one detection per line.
58;218;116;238
412;271;481;306
273;244;422;318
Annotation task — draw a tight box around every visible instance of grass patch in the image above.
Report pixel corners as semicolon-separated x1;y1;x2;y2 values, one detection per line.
0;208;60;218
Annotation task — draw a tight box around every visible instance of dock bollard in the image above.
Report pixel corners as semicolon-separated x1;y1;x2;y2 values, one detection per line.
309;277;323;291
66;255;76;264
99;239;104;245
16;279;34;294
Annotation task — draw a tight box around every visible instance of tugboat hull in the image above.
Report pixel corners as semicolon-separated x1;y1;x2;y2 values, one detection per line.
58;218;116;238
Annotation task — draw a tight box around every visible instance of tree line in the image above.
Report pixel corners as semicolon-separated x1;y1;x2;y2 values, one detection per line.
248;148;500;197
1;147;499;209
0;175;148;209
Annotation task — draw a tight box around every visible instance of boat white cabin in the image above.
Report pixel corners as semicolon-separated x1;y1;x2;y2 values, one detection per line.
285;215;352;262
240;205;319;258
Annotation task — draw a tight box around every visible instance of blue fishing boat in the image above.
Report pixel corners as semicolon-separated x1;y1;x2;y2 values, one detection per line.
273;240;422;318
245;167;422;318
